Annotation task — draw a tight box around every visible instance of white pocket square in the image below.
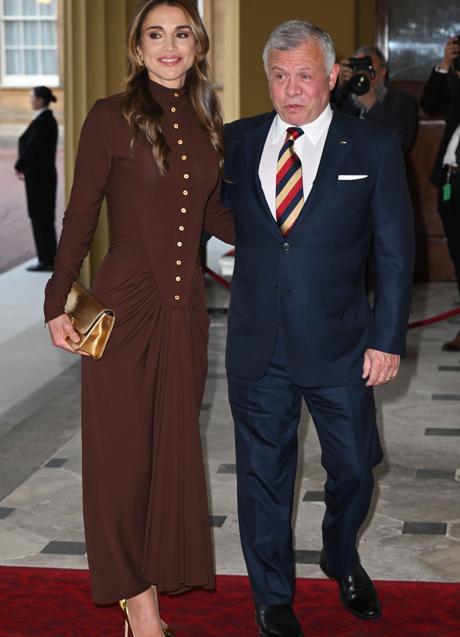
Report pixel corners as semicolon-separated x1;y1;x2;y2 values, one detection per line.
337;174;368;180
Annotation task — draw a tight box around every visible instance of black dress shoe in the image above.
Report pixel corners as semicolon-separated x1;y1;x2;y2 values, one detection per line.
255;604;304;636
320;550;381;620
26;262;53;272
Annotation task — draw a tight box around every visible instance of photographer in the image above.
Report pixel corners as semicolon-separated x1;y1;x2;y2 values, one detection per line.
421;36;460;351
332;45;418;155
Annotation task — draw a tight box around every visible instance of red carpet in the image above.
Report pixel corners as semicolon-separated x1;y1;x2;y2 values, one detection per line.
1;566;459;636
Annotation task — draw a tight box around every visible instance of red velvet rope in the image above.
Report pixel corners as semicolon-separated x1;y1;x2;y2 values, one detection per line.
204;266;460;329
407;306;460;329
204;266;230;289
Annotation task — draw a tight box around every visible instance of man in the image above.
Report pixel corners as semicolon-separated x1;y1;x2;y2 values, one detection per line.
224;21;414;637
421;36;460;351
332;45;418;155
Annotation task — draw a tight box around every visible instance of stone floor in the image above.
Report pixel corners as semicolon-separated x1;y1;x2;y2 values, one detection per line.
0;261;459;586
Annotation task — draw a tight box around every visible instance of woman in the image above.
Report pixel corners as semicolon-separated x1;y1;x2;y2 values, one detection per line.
44;1;234;635
15;86;58;272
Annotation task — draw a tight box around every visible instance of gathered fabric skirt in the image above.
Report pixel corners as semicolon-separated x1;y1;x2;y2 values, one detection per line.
81;258;214;604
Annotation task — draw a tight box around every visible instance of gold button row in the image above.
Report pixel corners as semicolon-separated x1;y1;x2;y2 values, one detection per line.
175;126;187;302
171;106;176;113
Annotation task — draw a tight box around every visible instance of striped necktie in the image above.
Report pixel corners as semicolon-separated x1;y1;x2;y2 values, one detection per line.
276;127;304;234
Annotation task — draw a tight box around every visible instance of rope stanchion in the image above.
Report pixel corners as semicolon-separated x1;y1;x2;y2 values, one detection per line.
204;264;460;329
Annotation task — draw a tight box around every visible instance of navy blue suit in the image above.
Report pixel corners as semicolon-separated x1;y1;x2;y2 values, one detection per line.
224;108;414;605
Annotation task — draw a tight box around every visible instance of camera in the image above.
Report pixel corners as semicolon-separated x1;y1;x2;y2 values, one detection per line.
344;55;376;95
453;35;460;72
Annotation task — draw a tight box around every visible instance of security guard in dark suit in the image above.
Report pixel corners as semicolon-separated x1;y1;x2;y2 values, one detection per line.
421;36;460;350
15;86;58;272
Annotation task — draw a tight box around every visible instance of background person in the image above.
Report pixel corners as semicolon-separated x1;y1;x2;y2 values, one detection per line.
44;1;233;636
224;21;414;637
421;36;460;351
332;45;418;156
15;86;58;272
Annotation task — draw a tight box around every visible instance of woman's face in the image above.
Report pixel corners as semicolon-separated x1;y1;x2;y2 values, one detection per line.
30;92;45;110
137;4;197;89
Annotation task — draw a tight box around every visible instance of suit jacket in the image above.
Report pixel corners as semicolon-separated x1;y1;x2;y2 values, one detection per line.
15;109;58;219
420;68;460;187
332;85;418;155
15;109;58;176
223;108;414;386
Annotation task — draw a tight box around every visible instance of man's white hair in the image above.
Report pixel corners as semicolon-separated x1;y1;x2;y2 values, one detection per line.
263;20;336;74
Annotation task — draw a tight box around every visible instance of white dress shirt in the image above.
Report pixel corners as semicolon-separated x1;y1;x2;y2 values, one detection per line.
259;104;333;218
443;124;460;167
34;107;49;119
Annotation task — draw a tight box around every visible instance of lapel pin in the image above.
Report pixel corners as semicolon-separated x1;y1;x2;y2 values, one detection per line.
339;140;348;144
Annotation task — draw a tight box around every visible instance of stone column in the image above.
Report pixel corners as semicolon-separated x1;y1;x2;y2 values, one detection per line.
63;0;136;285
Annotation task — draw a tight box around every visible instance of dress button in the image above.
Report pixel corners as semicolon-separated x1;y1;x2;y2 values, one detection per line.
184;173;189;179
282;242;290;252
182;190;188;196
171;107;176;113
176;276;181;282
178;139;183;145
181;155;187;160
177;241;183;247
173;123;179;129
175;295;180;300
174;92;179;98
179;225;185;231
181;207;187;213
176;260;182;266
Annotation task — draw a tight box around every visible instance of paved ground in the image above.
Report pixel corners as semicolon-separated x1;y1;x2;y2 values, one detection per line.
0;261;459;584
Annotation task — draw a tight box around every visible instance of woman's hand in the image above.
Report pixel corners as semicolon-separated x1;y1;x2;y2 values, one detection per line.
47;313;89;355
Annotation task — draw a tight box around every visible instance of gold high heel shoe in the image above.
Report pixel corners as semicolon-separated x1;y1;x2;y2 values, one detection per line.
119;599;175;637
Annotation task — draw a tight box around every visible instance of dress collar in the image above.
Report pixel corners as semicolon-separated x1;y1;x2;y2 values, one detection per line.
148;79;186;109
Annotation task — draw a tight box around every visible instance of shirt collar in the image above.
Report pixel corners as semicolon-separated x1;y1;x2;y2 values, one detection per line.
34;107;49;119
272;103;333;146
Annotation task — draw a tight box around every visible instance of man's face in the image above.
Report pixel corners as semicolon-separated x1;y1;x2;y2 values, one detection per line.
370;54;387;90
266;39;339;125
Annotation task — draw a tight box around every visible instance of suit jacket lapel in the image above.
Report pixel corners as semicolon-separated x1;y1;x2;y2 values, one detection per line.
244;111;278;226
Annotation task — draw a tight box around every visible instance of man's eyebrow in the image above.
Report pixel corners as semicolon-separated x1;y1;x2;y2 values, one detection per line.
270;65;312;71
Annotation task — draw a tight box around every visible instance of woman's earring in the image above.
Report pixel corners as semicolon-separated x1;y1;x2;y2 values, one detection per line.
137;51;144;67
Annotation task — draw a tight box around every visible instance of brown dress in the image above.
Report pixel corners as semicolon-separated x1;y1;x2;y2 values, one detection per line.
44;80;234;604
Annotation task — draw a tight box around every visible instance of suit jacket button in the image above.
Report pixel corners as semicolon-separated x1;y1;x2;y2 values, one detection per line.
282;242;290;252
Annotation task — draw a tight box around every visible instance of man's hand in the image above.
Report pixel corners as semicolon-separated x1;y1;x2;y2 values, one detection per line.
362;348;400;386
439;36;460;71
338;59;353;88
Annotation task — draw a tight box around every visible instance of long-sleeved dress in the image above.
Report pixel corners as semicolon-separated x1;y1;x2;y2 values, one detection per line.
44;80;234;604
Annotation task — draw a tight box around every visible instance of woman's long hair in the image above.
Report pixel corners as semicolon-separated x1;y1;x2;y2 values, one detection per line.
123;0;223;174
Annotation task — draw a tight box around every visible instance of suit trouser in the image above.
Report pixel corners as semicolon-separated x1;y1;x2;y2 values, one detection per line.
438;171;460;296
25;175;57;266
228;331;382;606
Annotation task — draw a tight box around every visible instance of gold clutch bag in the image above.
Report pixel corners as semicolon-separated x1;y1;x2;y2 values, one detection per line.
64;282;115;360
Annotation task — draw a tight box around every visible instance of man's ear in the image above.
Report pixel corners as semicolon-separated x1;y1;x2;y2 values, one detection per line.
328;63;340;90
